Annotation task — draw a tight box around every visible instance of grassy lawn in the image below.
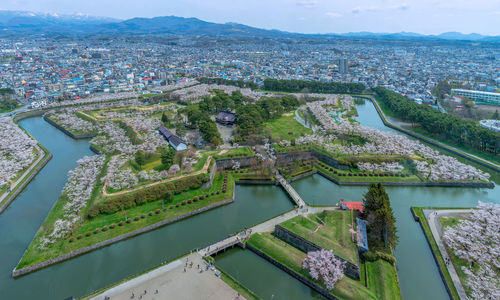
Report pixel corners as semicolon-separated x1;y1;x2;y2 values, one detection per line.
412;207;460;300
280;210;359;264
263;113;313;141
17;172;234;270
214;146;255;159
247;233;378;300
366;260;401;300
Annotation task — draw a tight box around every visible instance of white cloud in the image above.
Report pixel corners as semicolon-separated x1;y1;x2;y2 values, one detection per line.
393;3;410;11
325;12;342;18
296;0;317;9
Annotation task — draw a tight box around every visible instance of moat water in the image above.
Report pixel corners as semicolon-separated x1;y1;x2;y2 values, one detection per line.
0;101;498;299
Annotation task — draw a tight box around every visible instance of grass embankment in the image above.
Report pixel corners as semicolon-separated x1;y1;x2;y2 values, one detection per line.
263;113;313;141
17;172;235;270
0;147;48;209
411;207;460;300
247;210;401;300
214;146;255;159
45;114;97;136
247;233;379;300
280;210;358;264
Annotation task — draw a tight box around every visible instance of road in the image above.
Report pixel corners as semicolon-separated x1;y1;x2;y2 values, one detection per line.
426;209;472;300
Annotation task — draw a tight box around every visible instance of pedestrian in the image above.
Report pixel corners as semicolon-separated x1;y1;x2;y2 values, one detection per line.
197;264;199;269
184;268;186;272
144;290;147;295
155;289;158;294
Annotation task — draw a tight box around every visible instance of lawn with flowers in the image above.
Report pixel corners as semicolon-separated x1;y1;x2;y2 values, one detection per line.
262;113;313;141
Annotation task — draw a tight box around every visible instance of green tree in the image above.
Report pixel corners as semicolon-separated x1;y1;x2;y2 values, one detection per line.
362;183;398;250
161;147;175;167
135;150;145;166
492;110;499;120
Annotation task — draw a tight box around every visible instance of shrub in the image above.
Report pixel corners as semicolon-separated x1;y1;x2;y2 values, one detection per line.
222;188;227;193
102;226;108;232
193;196;199;201
211;192;215;196
187;199;192;204
216;190;220;194
94;228;100;234
110;223;116;229
193;198;198;202
156;209;161;214
376;251;396;265
176;203;180;207
182;200;186;205
126;218;132;223
86;231;92;237
69;237;74;243
77;234;83;240
148;211;153;216
200;195;205;200
170;205;174;209
361;251;378;262
134;216;140;221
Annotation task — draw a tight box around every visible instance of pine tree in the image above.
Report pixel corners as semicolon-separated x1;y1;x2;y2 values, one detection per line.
362;183;398;250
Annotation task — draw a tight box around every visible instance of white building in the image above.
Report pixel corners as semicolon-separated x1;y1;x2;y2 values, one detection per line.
451;89;500;106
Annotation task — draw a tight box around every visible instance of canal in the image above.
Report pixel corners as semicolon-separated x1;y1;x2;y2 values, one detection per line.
1;98;499;299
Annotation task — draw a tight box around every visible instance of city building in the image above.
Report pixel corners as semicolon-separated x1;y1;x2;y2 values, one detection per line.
479;119;500;133
451;89;500;106
158;126;187;151
338;58;349;74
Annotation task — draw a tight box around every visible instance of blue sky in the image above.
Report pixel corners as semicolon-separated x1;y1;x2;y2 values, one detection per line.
1;0;500;35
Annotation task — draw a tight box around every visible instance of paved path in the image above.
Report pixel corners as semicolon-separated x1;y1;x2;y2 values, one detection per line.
276;174;306;208
427;209;472;300
90;253;245;300
370;96;500;171
0;144;44;207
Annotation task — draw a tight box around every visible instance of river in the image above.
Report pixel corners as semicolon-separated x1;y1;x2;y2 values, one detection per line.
1;100;499;299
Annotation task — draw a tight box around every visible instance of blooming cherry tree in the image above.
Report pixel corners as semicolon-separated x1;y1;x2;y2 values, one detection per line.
302;249;346;290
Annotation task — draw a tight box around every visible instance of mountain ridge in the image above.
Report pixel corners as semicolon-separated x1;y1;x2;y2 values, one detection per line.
0;10;498;41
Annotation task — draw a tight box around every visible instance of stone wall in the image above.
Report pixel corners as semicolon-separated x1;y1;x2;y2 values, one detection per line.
246;244;339;300
12;198;234;278
43;115;97;139
276;150;350;170
273;225;360;280
215;156;259;171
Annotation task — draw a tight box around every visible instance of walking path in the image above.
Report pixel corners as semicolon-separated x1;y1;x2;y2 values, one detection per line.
427;209;472;300
276;174;306;208
102;150;227;197
369;96;500;171
0;144;44;208
199;205;339;258
90;253;245;300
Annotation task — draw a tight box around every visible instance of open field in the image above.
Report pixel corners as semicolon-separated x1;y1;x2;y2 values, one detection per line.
280;210;359;264
263;113;313;141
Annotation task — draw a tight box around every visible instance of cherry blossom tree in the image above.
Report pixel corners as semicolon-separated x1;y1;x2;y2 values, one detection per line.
443;202;500;299
302;249;346;290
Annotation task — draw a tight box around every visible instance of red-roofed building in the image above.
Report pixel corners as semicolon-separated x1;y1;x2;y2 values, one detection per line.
340;199;364;213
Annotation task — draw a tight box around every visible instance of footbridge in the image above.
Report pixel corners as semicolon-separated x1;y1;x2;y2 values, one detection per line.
276;174;306;208
199;230;251;257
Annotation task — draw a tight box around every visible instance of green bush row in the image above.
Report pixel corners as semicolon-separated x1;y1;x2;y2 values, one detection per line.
87;174;209;218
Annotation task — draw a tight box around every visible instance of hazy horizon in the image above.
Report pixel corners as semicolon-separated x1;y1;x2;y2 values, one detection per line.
1;0;499;36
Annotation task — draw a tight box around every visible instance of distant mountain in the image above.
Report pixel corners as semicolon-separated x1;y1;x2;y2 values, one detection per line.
0;10;499;42
0;10;119;34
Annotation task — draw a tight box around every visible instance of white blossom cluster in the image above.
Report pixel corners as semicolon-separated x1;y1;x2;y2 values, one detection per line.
357;162;404;173
443;202;500;300
106;155;138;190
0;118;38;188
49;111;96;133
40;155;105;248
169;84;263;102
302;99;490;182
